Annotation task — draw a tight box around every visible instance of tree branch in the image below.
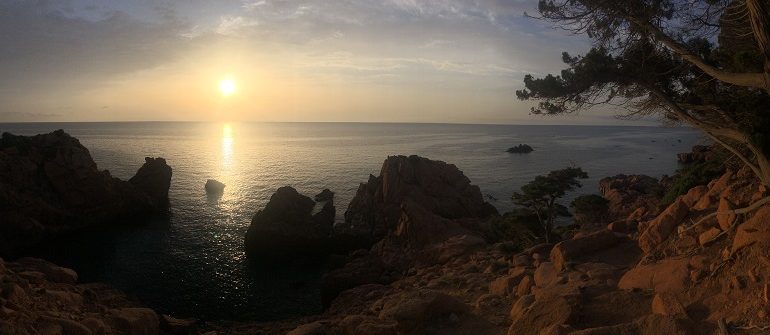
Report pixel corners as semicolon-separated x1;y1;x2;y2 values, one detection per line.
624;15;767;91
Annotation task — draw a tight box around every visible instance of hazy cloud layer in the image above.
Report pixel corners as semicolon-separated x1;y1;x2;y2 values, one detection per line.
0;0;622;124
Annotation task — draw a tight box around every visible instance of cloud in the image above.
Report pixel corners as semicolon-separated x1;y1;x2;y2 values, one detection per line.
0;0;594;123
0;1;191;93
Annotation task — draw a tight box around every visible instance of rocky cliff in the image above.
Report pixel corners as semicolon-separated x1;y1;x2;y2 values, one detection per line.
342;155;498;241
0;130;172;256
245;155;770;335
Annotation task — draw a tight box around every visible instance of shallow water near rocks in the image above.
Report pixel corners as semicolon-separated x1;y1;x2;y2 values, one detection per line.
0;122;701;321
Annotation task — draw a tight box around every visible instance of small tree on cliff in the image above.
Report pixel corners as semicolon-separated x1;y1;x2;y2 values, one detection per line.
513;167;588;243
517;0;770;188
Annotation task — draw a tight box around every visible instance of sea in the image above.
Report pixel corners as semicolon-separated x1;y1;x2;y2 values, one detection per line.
0;122;703;321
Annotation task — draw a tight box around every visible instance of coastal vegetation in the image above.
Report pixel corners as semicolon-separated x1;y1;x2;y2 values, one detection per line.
516;0;770;189
512;167;588;242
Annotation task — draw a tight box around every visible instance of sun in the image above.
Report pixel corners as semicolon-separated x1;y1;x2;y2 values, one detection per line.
219;78;237;97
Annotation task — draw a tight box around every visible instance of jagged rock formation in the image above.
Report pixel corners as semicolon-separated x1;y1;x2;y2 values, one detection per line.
320;156;497;308
0;130;172;256
342;155;498;242
0;257;196;335
244;186;338;260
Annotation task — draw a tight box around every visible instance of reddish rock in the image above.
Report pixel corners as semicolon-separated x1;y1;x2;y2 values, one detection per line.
377;290;470;333
550;230;622;271
732;205;770;254
516;276;534;297
651;293;687;317
160;314;198;334
599;174;664;221
618;259;690;293
490;268;527;296
680;185;707;207
638;198;690;253
698;227;721;246
607;220;635;233
339;315;397;335
508;294;578;335
534;262;558;287
716;197;737;230
287;321;335;335
539;324;575;335
108;308;159;335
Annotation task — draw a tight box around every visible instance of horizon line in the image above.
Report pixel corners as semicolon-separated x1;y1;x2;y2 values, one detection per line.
0;120;681;128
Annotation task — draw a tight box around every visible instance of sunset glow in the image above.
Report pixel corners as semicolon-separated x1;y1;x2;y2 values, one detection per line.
219;79;237;97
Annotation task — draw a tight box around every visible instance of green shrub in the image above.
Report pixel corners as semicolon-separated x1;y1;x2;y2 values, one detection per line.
570;194;608;226
661;156;726;205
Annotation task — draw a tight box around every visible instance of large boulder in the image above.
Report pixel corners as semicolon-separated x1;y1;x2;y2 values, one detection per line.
550;230;623;271
128;157;172;206
245;186;338;260
618;259;690;293
341;155;498;241
0;130;172;256
637;198;690;254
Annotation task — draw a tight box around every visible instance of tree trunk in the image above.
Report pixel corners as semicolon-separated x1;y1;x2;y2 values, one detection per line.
747;0;770;93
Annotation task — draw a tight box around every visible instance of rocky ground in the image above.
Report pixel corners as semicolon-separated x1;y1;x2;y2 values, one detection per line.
218;153;770;334
4;132;770;334
0;257;201;335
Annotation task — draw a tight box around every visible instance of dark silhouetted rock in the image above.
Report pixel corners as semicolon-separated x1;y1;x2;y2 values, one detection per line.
205;179;226;194
677;144;715;164
315;188;334;202
245;186;337;260
130;157;173;206
0;130;172;256
342;155;497;242
506;144;534;154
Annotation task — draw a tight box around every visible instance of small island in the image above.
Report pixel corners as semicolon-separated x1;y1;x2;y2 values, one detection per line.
506;144;534;154
205;179;226;194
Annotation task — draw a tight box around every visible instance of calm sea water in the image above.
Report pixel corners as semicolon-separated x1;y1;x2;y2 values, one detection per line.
0;122;702;321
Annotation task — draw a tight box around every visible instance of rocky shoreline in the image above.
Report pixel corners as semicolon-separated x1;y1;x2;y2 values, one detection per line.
0;130;172;257
3;131;770;334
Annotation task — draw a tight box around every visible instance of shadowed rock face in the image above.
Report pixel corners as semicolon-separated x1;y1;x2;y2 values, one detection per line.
244;186;337;260
129;157;172;206
0;130;172;256
342;155;498;241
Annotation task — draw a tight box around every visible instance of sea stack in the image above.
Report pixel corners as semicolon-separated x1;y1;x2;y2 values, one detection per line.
205;179;226;194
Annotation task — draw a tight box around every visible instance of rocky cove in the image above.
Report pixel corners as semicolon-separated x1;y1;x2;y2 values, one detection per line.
3;130;770;334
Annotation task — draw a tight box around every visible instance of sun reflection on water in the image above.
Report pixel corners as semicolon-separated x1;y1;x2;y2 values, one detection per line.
221;123;234;170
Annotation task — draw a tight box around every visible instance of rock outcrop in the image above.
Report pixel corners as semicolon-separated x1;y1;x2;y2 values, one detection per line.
205;179;226;194
244;186;338;260
599;174;665;223
342;155;497;242
677;144;716;164
506;144;534;154
0;130;172;256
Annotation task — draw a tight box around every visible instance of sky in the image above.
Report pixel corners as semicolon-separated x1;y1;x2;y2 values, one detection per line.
0;0;641;125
